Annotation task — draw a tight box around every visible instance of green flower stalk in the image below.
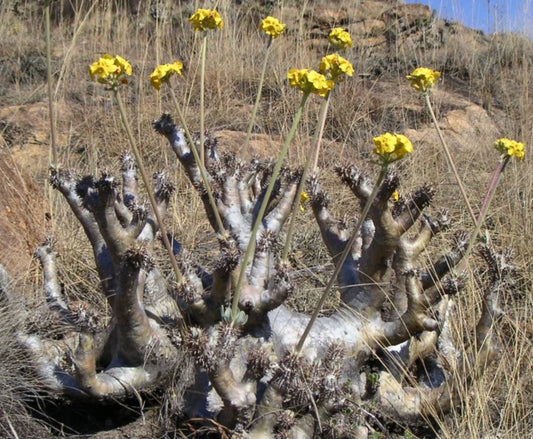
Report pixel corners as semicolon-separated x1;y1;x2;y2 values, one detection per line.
89;55;185;290
189;9;224;167
296;133;413;353
243;16;286;150
460;138;526;267
150;61;227;236
231;91;310;323
280;94;330;261
199;35;207;166
282;51;355;259
231;68;336;323
407;67;477;226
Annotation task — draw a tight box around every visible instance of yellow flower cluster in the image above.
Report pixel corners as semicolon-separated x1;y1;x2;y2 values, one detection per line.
319;54;354;81
373;133;413;164
260;16;286;39
189;9;224;32
406;67;441;93
328;28;353;51
287;68;334;98
150;62;183;91
89;54;132;87
494;138;526;161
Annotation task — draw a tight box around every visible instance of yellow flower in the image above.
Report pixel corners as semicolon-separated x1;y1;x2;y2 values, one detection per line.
406;67;441;93
287;68;334;98
393;190;400;202
319;54;354;82
373;133;413;164
89;54;132;87
328;28;353;51
494;138;526;161
189;9;224;32
300;191;310;212
260;16;286;39
150;61;184;91
114;55;132;76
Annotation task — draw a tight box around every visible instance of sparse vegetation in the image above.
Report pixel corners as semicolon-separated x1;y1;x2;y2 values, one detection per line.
0;1;531;438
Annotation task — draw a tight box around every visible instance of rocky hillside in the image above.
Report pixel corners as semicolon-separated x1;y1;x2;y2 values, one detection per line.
1;0;531;273
0;0;530;282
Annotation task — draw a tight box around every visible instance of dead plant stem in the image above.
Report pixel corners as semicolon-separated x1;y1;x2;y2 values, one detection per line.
45;2;58;166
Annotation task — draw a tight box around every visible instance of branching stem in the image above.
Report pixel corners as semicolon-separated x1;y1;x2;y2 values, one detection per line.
113;89;185;290
295;164;388;353
231;92;310;322
169;87;227;235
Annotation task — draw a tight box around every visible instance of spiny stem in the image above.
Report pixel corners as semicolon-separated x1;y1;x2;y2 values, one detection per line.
424;93;477;225
199;34;208;167
281;93;331;261
231;92;310;322
45;1;58;166
169;87;227;235
243;38;273;150
295;165;388;353
113;89;184;288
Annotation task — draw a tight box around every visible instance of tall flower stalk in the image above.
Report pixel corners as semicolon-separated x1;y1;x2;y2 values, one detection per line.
168;88;226;236
296;133;413;353
280;94;330;261
282;50;354;259
243;16;286;150
189;8;224;167
231;68;334;323
231;92;310;322
151;62;227;237
407;68;477;225
199;35;208;166
460;138;526;267
89;55;185;289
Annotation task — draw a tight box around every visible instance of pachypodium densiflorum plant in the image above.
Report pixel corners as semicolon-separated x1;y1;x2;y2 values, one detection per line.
6;11;522;439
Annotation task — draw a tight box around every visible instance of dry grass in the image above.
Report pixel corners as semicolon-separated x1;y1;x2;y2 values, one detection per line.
0;0;531;437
